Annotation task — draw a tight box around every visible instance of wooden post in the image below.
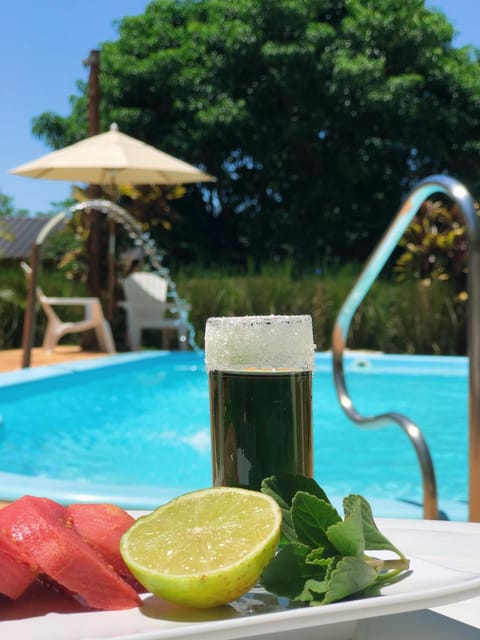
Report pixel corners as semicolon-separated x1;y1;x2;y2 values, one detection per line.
104;218;115;320
20;245;41;368
84;49;102;298
21;212;67;368
86;50;100;137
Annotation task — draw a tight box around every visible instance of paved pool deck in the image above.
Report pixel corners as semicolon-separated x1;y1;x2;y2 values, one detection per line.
0;346;113;374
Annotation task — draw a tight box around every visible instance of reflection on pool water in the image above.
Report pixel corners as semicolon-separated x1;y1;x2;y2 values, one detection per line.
0;351;469;519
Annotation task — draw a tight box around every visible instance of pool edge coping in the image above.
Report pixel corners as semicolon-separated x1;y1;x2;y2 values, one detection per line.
0;350;468;388
0;350;170;387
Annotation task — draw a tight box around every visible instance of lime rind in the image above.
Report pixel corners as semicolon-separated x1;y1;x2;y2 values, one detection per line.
120;487;282;608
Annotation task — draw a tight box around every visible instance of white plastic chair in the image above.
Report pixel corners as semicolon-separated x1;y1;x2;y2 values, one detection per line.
21;262;116;353
118;272;190;350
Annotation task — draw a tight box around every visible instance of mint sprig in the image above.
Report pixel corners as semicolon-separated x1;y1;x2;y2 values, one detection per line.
260;475;411;605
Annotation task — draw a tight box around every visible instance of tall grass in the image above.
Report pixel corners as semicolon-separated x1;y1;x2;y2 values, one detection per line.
0;262;467;354
175;264;466;354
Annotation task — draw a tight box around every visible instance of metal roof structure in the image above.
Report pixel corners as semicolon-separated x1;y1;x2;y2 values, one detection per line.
0;216;65;259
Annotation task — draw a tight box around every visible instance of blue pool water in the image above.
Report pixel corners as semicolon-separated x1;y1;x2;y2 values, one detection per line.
0;351;469;519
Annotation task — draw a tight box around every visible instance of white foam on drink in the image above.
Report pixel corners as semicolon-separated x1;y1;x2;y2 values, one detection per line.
205;315;315;372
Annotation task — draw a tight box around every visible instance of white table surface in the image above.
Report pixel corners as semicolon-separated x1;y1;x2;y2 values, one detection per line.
378;517;480;634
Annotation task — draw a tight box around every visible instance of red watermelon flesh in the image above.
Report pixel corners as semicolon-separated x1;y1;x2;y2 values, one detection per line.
0;496;140;610
0;531;38;599
67;503;143;589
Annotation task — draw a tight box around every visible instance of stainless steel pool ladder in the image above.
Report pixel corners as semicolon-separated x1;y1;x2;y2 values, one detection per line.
332;174;480;521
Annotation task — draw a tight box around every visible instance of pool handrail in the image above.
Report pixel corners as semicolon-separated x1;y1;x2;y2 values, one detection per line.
332;174;480;521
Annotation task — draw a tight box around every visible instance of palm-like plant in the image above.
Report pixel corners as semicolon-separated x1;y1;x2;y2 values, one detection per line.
394;198;470;302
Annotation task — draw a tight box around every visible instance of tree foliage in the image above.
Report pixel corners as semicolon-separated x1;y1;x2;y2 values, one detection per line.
0;190;29;217
32;0;480;269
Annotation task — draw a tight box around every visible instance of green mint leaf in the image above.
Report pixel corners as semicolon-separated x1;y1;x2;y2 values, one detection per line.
292;491;341;551
305;547;332;565
260;475;410;608
343;494;406;558
260;542;326;600
261;474;332;508
322;556;378;604
326;498;365;557
300;578;327;601
261;475;332;544
332;562;412;601
294;578;327;602
279;509;297;544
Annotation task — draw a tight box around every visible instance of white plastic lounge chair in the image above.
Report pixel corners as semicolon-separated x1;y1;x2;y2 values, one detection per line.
118;272;190;350
21;262;116;353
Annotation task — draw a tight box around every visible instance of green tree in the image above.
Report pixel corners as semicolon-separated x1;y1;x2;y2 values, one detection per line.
32;0;480;269
0;190;29;217
0;190;30;242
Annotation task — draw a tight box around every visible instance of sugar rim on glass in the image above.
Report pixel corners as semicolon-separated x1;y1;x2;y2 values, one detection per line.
205;315;315;372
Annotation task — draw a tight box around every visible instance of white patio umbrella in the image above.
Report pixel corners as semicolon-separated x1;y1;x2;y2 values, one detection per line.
10;123;216;319
10;123;215;185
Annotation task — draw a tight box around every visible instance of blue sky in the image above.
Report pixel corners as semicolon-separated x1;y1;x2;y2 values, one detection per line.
1;0;478;214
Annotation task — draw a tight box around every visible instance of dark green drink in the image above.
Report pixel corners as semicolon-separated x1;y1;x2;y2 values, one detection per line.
205;315;315;491
209;369;313;490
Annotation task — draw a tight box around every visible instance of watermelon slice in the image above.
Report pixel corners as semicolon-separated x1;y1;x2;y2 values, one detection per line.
0;496;140;610
0;531;38;599
67;503;142;587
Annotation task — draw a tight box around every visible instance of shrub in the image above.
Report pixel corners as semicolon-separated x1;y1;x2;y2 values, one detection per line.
0;261;466;355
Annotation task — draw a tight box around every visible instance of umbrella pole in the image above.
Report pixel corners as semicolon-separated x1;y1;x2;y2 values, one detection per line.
107;218;116;320
21;244;41;368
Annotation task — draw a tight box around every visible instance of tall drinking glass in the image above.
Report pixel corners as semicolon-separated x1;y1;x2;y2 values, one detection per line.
205;315;315;490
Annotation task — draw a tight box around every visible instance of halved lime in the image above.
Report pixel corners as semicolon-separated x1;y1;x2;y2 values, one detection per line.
120;487;282;608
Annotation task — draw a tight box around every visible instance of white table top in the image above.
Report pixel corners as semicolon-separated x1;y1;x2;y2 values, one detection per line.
379;517;480;632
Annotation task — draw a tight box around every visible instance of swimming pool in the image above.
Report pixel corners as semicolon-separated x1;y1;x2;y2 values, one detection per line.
0;351;468;520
